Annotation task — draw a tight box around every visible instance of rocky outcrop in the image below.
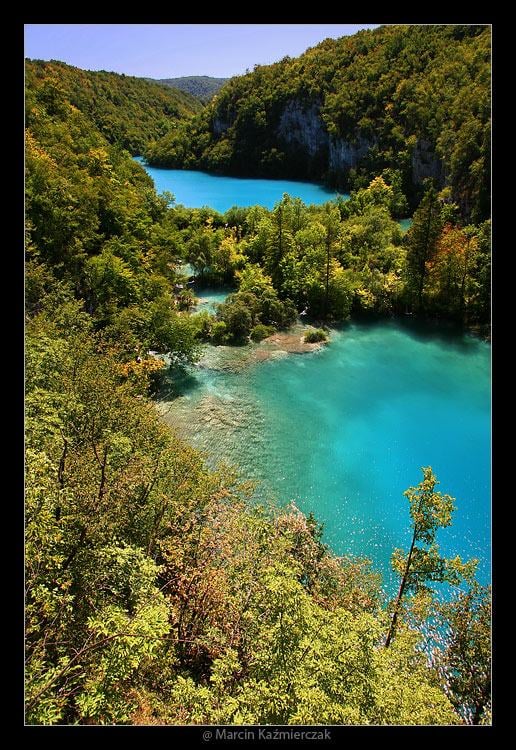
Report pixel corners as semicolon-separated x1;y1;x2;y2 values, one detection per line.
212;115;231;137
329;135;373;172
275;100;377;178
211;97;446;189
411;138;445;186
276;100;328;158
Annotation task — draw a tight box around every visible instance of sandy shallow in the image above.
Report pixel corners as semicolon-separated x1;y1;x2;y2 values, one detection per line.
196;324;327;373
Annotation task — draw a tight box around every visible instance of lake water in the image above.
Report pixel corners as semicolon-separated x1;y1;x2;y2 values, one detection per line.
194;288;232;315
134;157;344;211
158;318;491;594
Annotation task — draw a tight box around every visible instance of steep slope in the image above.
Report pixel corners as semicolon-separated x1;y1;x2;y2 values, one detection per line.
26;58;202;154
151;75;228;102
145;25;490;221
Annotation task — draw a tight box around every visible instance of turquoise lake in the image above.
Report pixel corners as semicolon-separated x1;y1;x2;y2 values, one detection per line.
134;157;343;211
193;288;233;315
144;165;488;594
159;312;491;594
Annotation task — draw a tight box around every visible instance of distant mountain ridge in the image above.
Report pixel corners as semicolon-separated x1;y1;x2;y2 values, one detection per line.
150;76;228;102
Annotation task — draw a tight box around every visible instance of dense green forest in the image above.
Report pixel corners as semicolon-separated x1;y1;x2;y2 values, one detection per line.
145;24;490;223
26;59;202;154
25;36;491;725
149;75;229;102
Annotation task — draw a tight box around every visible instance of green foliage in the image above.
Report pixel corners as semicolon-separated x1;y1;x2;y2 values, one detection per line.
424;221;491;324
143;295;201;363
304;328;328;343
210;320;229;344
215;256;297;342
25;305;225;723
342;175;408;219
152;75;228;103
142;581;457;725
216;296;253;342
250;323;275;342
385;467;477;647
431;584;491;724
192;310;217;341
210;232;247;283
145;25;490;223
25;65;206;366
26;299;485;726
26;58;201;154
74;544;170;724
27;60;486;336
404;186;446;311
25;48;490;726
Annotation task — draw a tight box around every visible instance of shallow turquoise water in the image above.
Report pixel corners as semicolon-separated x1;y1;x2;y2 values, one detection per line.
159;319;491;593
134;157;343;211
194;288;232;315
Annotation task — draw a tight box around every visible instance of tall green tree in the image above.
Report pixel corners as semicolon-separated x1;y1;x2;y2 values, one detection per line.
321;204;341;318
405;187;444;311
385;467;477;647
425;224;480;322
264;195;294;290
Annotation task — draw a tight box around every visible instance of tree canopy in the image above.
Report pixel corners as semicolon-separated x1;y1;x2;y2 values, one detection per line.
26;58;201;154
145;24;490;223
25;34;491;725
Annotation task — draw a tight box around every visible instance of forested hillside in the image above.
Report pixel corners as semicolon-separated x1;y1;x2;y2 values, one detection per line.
145;24;490;222
151;75;228;102
26;59;202;154
25;38;491;725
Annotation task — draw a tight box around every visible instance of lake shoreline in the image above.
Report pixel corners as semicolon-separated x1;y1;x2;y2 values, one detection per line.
133;156;342;212
138;155;347;192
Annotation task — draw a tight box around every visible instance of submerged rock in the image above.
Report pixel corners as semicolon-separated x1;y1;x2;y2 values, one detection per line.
259;325;327;355
195;323;326;373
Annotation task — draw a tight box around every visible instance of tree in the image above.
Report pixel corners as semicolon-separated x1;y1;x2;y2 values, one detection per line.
342;175;407;219
187;225;216;281
144;26;489;223
145;294;201;364
321;204;341;318
431;584;491;724
84;248;140;318
236;263;275;296
425;224;480;321
216;297;254;342
405;187;444;312
264;195;294;289
210;232;246;283
385;467;477;647
465;220;491;325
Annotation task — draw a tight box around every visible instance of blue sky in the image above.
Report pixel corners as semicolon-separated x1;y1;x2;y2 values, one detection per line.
24;24;379;79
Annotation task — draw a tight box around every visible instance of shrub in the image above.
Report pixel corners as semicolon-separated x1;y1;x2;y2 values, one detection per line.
193;310;215;341
216;300;253;342
250;323;275;342
304;328;328;343
211;320;229;344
